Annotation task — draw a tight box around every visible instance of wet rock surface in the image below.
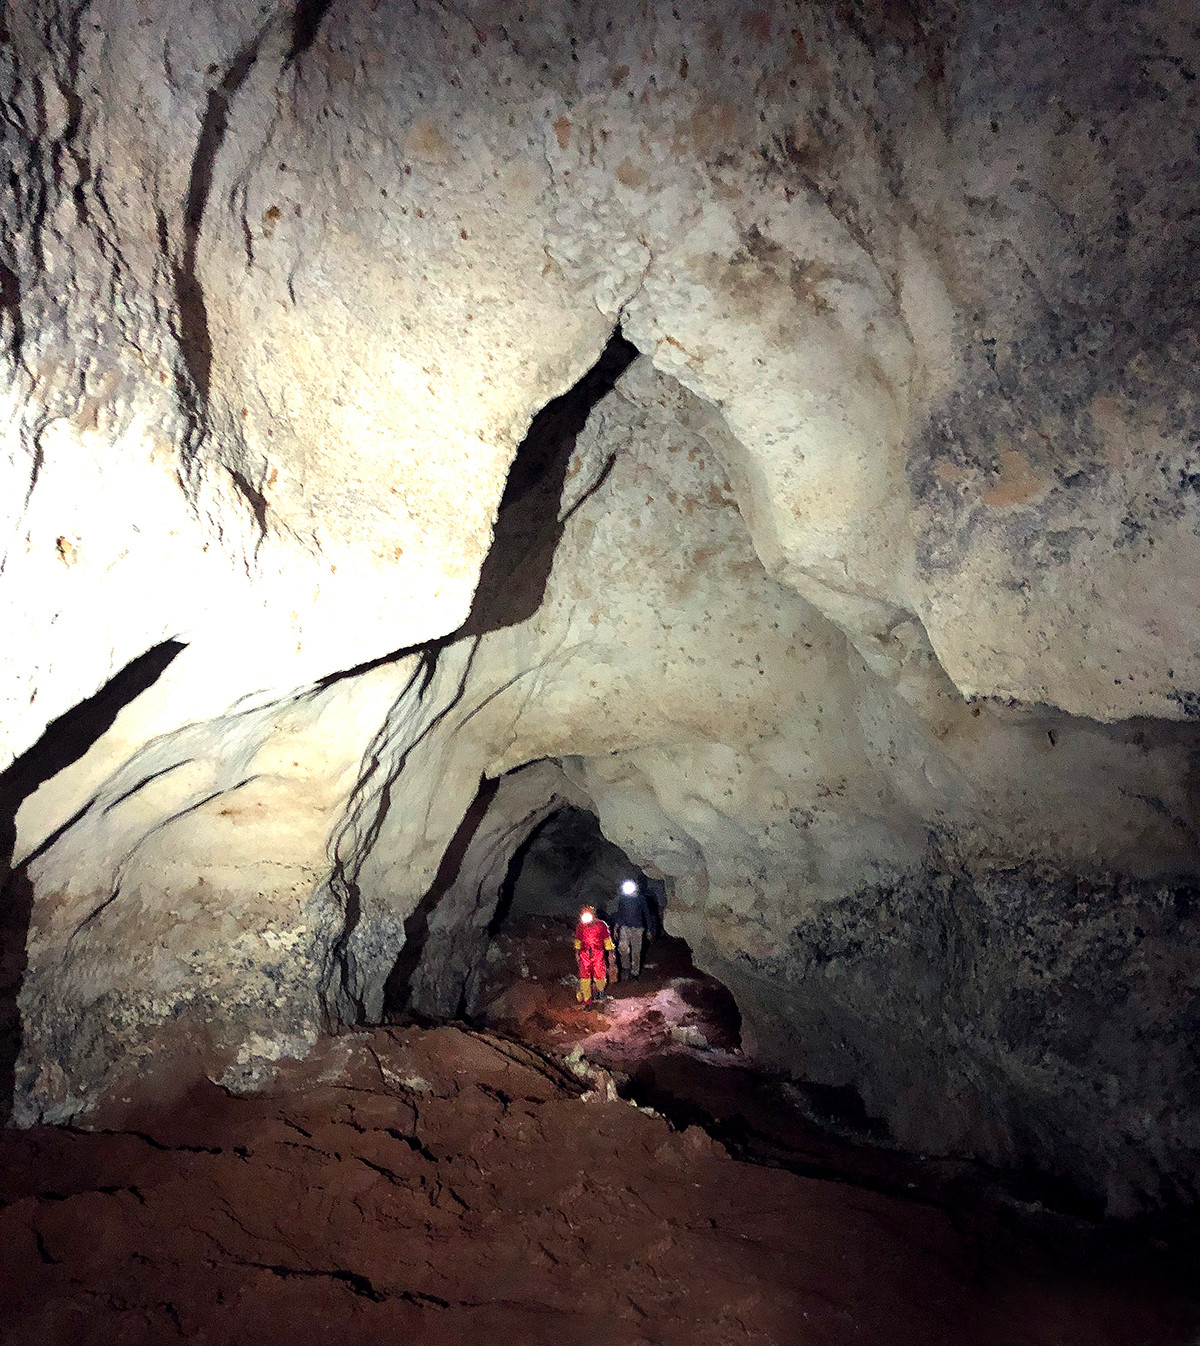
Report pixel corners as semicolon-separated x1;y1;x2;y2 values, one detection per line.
2;1023;1197;1346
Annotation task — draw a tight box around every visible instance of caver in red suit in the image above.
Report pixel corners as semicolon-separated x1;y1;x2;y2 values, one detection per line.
573;906;614;1007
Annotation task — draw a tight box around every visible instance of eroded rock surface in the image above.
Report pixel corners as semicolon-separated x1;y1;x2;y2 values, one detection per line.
13;355;1200;1214
3;0;1200;1224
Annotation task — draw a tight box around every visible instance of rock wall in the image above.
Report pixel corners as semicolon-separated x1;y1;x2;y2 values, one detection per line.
12;356;1200;1212
3;0;1200;1214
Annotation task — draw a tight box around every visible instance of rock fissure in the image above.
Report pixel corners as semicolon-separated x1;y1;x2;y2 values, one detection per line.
173;22;274;444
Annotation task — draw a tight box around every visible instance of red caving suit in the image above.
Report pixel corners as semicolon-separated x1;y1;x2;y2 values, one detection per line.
574;916;613;1002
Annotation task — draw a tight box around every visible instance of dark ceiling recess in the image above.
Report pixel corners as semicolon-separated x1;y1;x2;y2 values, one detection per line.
458;331;638;638
489;805;629;933
288;0;336;62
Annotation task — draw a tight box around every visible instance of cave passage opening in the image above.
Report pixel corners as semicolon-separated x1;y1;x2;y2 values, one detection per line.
474;804;744;1070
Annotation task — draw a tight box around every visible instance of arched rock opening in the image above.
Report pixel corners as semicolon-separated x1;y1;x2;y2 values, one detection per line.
489;804;658;930
6;0;1200;1334
2;0;1200;1246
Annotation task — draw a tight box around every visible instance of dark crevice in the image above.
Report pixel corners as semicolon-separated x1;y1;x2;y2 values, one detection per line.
172;28;271;449
20;426;45;517
97;1183;147;1204
287;0;335;62
102;762;189;815
231;1260;389;1303
458;331;637;638
65;1126;223;1156
69;879;122;938
228;468;269;549
461;1029;588;1096
324;640;482;1024
324;331;635;1023
0;639;186;858
312;634;445;693
0;638;185;1123
311;329;637;695
619;1068;938;1205
486;807;562;937
384;1127;438;1163
381;774;500;1019
0;261;24;366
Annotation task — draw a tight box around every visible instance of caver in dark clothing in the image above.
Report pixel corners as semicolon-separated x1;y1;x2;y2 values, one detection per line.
615;884;653;978
615;886;653;931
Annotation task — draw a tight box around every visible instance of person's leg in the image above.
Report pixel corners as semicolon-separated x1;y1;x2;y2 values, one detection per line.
617;925;632;977
579;948;603;1004
588;947;607;1002
629;927;644;976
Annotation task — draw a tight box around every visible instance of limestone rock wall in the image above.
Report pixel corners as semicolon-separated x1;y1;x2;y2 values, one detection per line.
1;0;613;769
5;0;1199;775
12;665;404;1121
13;357;1200;1213
397;762;591;1021
3;0;1200;1215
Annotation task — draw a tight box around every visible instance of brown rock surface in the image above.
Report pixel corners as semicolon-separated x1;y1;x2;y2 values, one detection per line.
2;1025;1195;1346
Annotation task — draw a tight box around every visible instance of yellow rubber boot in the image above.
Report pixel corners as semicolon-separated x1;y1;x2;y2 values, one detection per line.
576;977;592;1004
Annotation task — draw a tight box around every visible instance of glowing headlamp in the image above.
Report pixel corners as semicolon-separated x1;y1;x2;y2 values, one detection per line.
620;879;638;896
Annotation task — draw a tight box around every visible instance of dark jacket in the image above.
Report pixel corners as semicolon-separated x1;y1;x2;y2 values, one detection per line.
615;888;652;930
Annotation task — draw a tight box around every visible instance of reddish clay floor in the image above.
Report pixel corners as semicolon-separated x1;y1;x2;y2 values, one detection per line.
476;916;744;1066
1;921;1197;1345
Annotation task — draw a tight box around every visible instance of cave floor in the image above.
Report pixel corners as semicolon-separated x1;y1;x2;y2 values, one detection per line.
3;931;1197;1344
475;916;745;1065
2;1025;1196;1346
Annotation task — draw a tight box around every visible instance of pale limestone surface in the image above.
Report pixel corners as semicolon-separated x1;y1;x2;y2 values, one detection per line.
1;0;613;768
15;361;1200;1211
4;0;1200;1214
5;0;1199;771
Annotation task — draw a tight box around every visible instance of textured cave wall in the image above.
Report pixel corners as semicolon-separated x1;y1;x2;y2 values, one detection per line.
0;0;615;770
4;0;1199;776
11;665;405;1121
388;761;592;1022
687;862;1200;1216
3;0;1200;1216
14;357;1200;1214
